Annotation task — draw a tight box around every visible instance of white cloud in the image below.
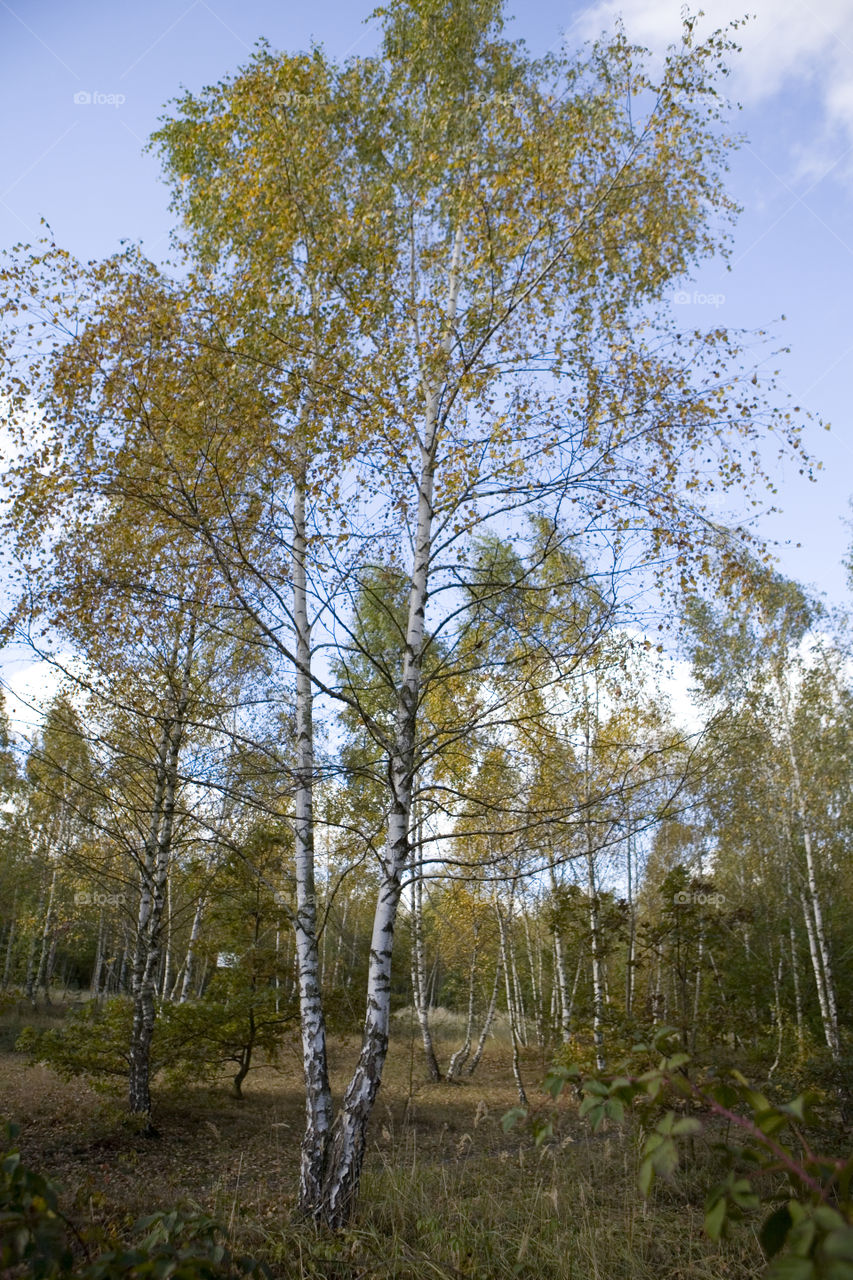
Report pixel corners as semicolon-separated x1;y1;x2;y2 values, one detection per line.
1;653;60;741
570;0;853;149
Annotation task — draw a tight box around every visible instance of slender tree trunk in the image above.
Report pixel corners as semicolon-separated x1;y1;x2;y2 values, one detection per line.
568;949;583;1031
233;922;259;1100
90;908;105;998
586;850;605;1070
769;950;784;1078
411;809;440;1081
522;908;543;1049
447;923;478;1081
45;933;60;994
128;722;173;1116
329;896;347;994
129;621;195;1123
291;461;334;1215
161;873;173;1000
582;689;605;1070
24;927;38;1006
180;894;205;1003
311;224;465;1228
466;956;501;1077
788;920;804;1053
550;876;572;1042
3;896;16;989
232;1038;253;1100
496;897;527;1106
690;926;704;1055
625;829;636;1019
318;865;405;1224
169;960;185;1001
651;950;663;1024
776;675;839;1059
35;867;58;1004
118;928;130;993
799;889;833;1045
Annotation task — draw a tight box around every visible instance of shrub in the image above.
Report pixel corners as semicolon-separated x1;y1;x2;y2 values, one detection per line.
507;1028;853;1279
0;1121;269;1278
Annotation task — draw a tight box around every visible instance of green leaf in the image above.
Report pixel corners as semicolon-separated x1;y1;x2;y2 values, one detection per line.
788;1217;817;1258
579;1095;605;1122
821;1261;853;1280
756;1110;790;1137
502;1107;527;1132
822;1227;853;1260
765;1257;814;1280
814;1208;847;1234
532;1120;553;1147
604;1098;625;1124
651;1136;678;1180
729;1179;759;1210
705;1196;727;1241
761;1204;794;1259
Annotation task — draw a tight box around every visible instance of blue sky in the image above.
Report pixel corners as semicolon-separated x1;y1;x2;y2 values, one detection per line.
1;0;852;612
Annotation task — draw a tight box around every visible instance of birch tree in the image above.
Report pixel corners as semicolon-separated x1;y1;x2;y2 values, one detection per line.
152;0;811;1221
687;571;845;1065
1;0;816;1226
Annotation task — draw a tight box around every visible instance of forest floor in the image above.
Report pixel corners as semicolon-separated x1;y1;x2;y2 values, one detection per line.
0;1005;772;1279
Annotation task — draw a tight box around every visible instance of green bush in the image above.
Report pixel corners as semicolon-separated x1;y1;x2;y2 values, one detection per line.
508;1028;853;1279
0;1121;269;1278
16;983;297;1101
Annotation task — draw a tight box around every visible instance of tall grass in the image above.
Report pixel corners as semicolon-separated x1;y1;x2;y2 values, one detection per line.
263;1110;766;1279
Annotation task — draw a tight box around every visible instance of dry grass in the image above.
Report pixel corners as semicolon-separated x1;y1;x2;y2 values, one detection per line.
0;1007;766;1279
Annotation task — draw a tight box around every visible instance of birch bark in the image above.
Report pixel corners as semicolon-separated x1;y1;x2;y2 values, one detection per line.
292;460;334;1216
313;225;465;1227
128;620;195;1121
774;674;840;1059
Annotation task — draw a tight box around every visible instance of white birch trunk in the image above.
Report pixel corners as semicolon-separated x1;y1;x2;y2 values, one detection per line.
179;893;205;1004
550;863;573;1043
291;462;334;1216
496;896;527;1106
466;956;502;1077
129;620;195;1121
625;829;636;1019
775;673;839;1059
35;866;58;1003
581;683;605;1069
446;923;479;1081
90;908;105;999
160;873;173;1000
411;809;440;1081
314;226;465;1227
2;903;16;989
